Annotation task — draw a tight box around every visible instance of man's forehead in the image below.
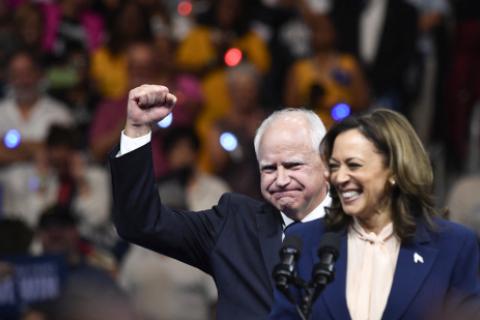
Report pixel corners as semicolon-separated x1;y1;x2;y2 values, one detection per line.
259;147;318;165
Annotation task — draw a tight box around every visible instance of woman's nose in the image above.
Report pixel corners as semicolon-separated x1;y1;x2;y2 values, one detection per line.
332;166;349;185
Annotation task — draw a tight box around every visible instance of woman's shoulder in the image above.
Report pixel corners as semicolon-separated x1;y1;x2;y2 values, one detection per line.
434;218;477;236
428;217;478;246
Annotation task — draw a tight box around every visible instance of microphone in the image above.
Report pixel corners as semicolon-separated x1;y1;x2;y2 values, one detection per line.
273;235;303;302
298;232;341;319
311;232;341;300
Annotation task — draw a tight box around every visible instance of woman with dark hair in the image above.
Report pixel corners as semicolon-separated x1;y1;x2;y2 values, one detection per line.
269;109;480;319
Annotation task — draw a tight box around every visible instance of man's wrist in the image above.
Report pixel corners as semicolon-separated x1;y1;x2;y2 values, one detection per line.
124;122;151;138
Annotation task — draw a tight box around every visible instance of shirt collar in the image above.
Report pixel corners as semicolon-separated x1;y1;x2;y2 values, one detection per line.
350;217;395;243
281;195;332;229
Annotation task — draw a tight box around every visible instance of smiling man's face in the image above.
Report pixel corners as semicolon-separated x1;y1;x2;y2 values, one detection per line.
258;117;327;220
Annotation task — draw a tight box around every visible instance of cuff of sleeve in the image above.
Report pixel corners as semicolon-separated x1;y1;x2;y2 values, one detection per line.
118;130;152;157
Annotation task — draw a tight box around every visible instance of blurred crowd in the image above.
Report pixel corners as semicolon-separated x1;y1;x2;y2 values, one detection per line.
0;0;478;319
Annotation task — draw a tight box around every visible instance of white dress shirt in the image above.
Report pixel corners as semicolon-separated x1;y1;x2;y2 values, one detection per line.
281;195;331;240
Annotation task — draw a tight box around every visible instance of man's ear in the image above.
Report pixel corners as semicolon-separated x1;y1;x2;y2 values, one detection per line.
323;170;330;180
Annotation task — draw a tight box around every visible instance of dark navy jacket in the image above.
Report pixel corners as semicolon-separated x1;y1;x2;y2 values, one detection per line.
269;218;480;319
110;143;285;320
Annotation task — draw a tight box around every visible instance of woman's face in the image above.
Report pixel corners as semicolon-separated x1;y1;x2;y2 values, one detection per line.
328;129;393;221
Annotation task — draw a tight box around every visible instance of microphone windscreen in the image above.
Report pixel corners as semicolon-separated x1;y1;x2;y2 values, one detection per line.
317;232;341;258
282;235;303;253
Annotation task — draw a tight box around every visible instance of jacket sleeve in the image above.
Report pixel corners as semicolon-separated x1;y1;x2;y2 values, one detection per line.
109;143;229;274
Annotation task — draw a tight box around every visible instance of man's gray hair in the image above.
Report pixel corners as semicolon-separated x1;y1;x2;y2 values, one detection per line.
253;108;327;160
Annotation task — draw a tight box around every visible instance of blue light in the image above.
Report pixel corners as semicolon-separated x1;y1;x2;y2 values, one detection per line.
219;132;238;152
157;113;173;128
3;129;21;149
331;103;351;121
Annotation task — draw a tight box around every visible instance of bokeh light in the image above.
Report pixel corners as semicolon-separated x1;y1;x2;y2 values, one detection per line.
219;132;238;152
224;48;243;67
157;113;173;128
4;129;21;149
177;1;193;16
331;103;351;121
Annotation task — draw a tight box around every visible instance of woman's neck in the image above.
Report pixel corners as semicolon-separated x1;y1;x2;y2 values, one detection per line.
355;211;392;235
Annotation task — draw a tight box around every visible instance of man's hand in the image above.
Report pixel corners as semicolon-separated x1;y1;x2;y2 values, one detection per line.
125;84;177;138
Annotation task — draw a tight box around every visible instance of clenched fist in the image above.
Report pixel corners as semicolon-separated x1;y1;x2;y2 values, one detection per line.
125;84;177;138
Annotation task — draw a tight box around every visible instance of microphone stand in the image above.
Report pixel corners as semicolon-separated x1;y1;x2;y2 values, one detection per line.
296;249;338;319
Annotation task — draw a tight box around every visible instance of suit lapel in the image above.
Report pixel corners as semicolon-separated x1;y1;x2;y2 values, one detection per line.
256;203;283;291
382;224;438;320
319;230;351;320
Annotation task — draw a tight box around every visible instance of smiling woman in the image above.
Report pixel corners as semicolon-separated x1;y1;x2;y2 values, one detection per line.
269;109;480;320
321;108;436;240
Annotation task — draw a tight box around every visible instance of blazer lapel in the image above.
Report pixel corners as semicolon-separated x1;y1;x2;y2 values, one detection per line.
382;223;438;320
319;230;351;320
256;203;283;291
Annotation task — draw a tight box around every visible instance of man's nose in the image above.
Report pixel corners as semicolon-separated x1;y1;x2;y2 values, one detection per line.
276;167;291;187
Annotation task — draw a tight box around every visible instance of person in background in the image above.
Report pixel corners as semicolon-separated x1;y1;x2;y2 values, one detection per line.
157;126;231;211
0;1;44;95
89;41;203;178
89;0;151;100
200;62;265;198
269;109;480;319
41;0;104;62
110;84;331;319
35;205;136;320
0;124;112;249
330;0;418;114
0;50;72;167
284;15;369;128
177;0;271;146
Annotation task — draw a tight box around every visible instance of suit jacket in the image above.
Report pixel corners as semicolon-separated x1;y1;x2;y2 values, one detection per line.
110;143;284;319
269;218;480;319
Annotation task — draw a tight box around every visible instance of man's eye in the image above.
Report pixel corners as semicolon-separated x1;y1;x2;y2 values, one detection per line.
262;166;275;173
285;163;301;170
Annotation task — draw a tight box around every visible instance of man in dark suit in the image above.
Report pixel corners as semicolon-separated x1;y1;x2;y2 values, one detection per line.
110;85;331;319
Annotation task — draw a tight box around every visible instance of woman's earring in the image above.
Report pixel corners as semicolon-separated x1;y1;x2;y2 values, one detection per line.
389;178;396;186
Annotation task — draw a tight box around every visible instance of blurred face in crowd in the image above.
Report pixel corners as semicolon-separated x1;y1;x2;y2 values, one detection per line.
8;53;42;105
328;129;393;222
115;1;145;40
228;70;259;114
167;137;197;171
217;0;242;29
258;117;327;220
127;43;156;89
47;145;72;175
39;224;79;255
311;17;336;52
15;4;44;48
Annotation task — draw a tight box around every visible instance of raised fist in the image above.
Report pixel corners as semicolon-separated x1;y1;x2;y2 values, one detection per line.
125;84;177;137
